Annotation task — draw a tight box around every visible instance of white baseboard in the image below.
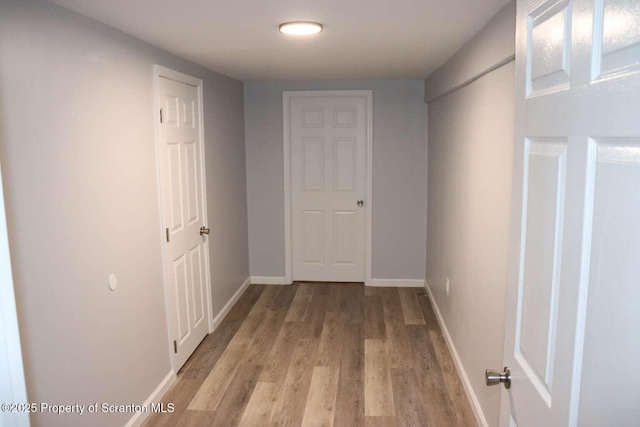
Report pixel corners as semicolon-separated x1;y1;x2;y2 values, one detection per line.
250;277;423;288
250;276;291;285
424;281;489;427
125;370;176;427
210;277;252;332
367;278;425;288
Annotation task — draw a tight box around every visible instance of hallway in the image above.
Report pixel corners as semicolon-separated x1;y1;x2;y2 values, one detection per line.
144;284;476;426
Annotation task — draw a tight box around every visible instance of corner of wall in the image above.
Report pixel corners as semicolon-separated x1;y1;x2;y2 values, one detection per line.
211;277;252;331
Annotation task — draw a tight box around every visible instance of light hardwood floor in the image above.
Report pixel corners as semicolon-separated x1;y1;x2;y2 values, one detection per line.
144;283;477;427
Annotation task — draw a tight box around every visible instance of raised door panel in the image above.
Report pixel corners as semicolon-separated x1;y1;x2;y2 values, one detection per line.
333;108;357;128
528;0;572;96
302;138;324;192
167;142;184;234
181;99;195;128
184;141;200;225
301;108;324;128
517;139;567;404
172;254;190;343
302;210;324;264
164;95;179;126
577;139;640;426
594;0;640;78
189;244;206;326
333;138;356;192
333;211;356;265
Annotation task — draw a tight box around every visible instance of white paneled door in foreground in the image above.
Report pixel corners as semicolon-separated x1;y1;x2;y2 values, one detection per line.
285;91;371;283
156;68;212;371
496;0;640;426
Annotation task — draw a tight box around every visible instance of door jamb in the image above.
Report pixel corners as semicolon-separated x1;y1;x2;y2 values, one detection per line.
153;65;214;372
283;90;373;285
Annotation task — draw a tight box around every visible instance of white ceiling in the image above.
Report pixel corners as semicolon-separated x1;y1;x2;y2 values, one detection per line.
49;0;511;81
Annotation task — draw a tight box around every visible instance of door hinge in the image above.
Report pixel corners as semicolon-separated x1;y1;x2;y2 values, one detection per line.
166;228;170;242
173;340;178;353
159;108;164;123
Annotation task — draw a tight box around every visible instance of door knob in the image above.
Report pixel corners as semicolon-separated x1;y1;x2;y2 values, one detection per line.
485;367;511;389
200;226;210;236
357;200;364;207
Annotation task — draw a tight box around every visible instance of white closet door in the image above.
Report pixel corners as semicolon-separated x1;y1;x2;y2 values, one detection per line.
289;94;368;282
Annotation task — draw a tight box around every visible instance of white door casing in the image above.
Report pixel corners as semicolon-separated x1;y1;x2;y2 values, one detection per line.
154;66;212;371
502;0;640;426
284;91;372;283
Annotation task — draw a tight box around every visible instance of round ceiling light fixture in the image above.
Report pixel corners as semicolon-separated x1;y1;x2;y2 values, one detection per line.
278;21;323;35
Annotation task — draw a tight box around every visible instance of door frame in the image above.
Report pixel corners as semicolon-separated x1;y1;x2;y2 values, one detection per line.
153;65;214;371
283;90;373;285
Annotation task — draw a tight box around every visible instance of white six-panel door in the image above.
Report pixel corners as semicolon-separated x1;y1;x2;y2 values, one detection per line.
287;92;370;282
157;71;211;370
502;0;640;425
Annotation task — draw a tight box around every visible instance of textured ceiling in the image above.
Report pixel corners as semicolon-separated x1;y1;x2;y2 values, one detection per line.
49;0;511;81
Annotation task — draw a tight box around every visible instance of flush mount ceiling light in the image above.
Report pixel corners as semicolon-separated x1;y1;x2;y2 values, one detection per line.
279;21;323;35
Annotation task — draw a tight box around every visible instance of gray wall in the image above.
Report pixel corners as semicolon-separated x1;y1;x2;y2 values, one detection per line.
0;1;249;426
245;80;427;280
425;2;515;426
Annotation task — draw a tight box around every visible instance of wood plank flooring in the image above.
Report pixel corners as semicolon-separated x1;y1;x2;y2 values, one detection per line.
143;283;477;427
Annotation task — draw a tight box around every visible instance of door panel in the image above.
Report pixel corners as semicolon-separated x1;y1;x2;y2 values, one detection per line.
158;75;209;370
184;141;200;225
302;210;324;264
333;211;356;265
289;94;368;282
334;138;356;191
577;139;640;426
172;254;189;341
503;0;640;425
190;244;205;324
528;0;571;96
302;138;324;191
168;143;184;232
596;0;640;76
517;140;567;401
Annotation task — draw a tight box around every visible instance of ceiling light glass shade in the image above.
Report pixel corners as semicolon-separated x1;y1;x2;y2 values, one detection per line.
279;21;323;35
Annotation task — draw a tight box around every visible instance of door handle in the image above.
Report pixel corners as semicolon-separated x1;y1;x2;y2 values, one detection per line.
485;367;511;389
357;200;364;207
200;226;210;236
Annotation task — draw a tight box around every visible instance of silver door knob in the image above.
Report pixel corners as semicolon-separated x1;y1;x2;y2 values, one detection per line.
357;200;364;207
485;367;511;389
200;226;210;236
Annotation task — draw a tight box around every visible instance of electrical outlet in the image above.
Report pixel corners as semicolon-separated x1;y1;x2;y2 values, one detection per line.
446;277;450;296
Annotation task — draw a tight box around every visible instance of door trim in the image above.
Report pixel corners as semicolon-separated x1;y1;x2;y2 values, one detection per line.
283;90;373;285
153;65;213;371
